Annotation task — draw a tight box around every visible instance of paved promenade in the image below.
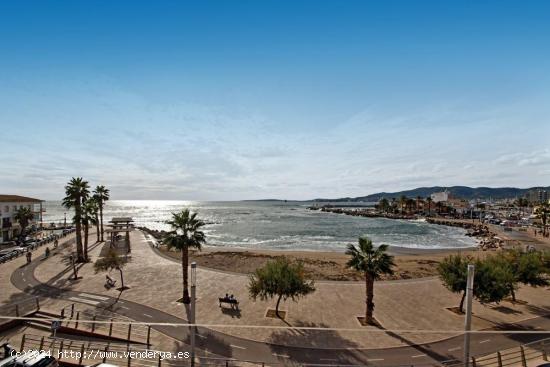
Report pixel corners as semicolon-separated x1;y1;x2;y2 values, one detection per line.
5;230;550;365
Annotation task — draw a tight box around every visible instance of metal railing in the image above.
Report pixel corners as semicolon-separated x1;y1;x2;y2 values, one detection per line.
0;297;40;319
444;337;550;367
59;303;152;345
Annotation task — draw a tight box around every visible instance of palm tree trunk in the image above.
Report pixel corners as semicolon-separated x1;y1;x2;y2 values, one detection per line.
275;294;283;318
366;273;375;325
119;268;124;289
75;202;84;262
84;223;89;260
510;286;516;302
182;246;190;304
100;205;104;242
459;290;466;313
95;214;100;243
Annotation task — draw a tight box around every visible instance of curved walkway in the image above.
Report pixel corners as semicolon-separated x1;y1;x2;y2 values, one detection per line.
9;233;550;366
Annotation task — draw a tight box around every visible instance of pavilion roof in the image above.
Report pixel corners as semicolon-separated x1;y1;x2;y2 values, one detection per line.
110;217;134;223
105;227;135;233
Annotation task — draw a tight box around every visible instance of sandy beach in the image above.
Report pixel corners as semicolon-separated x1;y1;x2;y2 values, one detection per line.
159;246;487;281
155;218;549;281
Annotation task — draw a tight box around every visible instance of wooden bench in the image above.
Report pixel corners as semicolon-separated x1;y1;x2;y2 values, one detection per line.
219;297;239;310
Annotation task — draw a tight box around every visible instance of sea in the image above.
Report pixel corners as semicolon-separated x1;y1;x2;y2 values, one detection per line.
41;200;476;252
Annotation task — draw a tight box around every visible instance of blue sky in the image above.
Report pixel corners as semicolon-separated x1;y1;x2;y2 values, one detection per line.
1;0;549;200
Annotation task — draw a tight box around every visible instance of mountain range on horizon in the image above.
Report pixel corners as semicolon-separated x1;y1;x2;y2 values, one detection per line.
310;185;550;202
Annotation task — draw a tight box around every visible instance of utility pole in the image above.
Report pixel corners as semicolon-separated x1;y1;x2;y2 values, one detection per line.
464;264;475;367
190;262;197;367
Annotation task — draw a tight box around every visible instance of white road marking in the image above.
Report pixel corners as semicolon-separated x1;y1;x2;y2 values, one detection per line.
272;353;290;358
448;347;461;352
78;293;109;301
366;358;384;362
411;354;427;358
230;344;246;350
143;314;153;318
119;306;129;310
320;358;338;361
197;334;207;339
68;297;100;306
479;339;491;344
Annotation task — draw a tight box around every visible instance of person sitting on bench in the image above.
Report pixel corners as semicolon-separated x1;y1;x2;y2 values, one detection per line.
105;275;117;288
219;294;239;310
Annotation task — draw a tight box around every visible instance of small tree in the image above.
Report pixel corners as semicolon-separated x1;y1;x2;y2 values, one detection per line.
248;257;315;318
473;257;513;305
542;251;550;272
438;254;472;313
491;250;550;301
439;253;521;311
14;207;35;238
94;249;128;290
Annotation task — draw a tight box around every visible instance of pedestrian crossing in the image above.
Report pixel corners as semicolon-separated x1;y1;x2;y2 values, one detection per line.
69;293;110;306
78;293;109;301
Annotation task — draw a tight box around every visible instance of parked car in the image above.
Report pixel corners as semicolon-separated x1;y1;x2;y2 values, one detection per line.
0;241;18;248
0;248;23;258
2;344;57;367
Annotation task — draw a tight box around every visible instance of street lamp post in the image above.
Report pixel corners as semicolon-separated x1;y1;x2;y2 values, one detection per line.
190;262;197;367
64;213;67;228
464;264;475;367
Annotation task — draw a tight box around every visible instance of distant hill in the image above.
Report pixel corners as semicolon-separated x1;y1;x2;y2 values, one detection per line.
312;186;550;202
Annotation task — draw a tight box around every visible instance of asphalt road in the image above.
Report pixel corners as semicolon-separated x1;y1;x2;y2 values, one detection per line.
8;244;550;366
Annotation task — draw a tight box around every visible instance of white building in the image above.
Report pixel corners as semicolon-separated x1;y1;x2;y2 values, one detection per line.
527;189;549;205
0;195;43;243
430;189;450;203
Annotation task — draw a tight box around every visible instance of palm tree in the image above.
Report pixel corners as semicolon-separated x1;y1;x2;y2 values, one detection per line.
378;198;389;214
346;237;395;325
164;209;206;304
515;197;528;218
535;203;550;236
426;197;433;216
82;198;99;260
93;186;110;242
416;196;422;214
399;195;407;215
436;201;443;215
14;206;34;239
406;198;415;214
91;195;101;243
63;177;90;262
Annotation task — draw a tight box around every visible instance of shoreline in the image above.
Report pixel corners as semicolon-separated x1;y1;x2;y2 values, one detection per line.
137;214;546;281
156;245;487;281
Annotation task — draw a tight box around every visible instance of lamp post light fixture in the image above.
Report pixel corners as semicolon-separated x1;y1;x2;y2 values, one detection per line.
190;262;197;367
